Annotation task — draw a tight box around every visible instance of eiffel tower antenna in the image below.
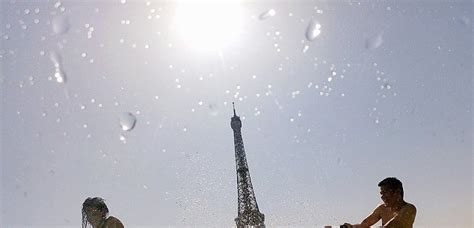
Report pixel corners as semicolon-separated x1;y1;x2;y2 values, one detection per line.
233;102;237;116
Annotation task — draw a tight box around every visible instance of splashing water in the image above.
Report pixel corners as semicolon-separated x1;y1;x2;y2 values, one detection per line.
305;20;321;41
120;112;137;131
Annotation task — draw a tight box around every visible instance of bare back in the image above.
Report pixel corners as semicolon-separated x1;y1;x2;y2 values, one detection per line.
104;216;124;228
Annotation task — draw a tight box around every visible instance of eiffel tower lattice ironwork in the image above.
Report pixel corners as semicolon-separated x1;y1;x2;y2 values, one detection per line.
230;103;265;228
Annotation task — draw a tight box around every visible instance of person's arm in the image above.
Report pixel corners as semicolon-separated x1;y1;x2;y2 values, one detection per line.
105;216;124;228
342;204;383;228
384;204;416;228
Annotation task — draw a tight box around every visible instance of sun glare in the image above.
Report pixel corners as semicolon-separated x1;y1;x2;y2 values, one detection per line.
174;1;243;52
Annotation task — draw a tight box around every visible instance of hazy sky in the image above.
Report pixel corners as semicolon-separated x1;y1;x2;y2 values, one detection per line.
1;0;472;227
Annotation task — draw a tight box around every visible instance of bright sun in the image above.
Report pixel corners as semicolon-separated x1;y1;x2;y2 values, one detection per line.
174;1;243;52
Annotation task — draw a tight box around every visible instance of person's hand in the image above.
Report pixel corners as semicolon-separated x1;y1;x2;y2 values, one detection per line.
340;223;353;228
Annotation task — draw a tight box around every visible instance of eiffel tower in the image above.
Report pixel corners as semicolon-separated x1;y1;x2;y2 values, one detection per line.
230;103;265;228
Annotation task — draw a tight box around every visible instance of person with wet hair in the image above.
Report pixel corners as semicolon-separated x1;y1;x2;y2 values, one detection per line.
341;177;416;228
82;197;124;228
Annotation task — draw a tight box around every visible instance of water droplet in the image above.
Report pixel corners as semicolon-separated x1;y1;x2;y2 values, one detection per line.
54;68;66;83
327;77;332;82
458;16;471;26
209;104;218;116
259;9;276;20
120;112;137;131
54;1;62;8
381;83;392;90
52;15;70;35
305;20;321;41
365;33;383;49
49;51;62;65
302;45;309;53
119;134;126;143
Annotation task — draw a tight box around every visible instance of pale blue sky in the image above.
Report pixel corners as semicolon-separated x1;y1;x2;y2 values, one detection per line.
1;0;472;227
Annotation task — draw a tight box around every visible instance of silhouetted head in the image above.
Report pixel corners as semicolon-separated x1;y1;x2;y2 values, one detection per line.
378;177;404;207
82;197;109;228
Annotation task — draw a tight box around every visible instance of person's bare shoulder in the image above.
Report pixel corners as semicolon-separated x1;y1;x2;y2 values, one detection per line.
402;203;417;214
106;216;124;228
374;203;386;213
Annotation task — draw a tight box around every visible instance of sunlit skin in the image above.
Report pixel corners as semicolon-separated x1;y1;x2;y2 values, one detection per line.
85;207;124;228
342;186;416;228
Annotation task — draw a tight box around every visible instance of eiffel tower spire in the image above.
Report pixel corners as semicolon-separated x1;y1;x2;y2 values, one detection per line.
231;103;265;228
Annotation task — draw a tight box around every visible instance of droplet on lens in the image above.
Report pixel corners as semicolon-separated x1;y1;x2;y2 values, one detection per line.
52;15;70;35
305;19;321;41
259;9;276;20
119;112;137;131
